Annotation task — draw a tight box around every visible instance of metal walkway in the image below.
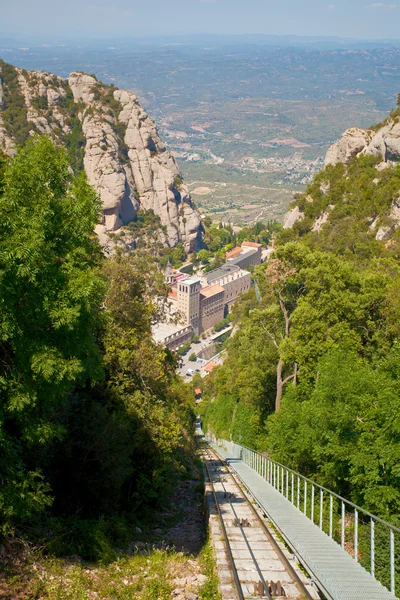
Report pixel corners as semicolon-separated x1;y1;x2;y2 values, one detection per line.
210;440;397;600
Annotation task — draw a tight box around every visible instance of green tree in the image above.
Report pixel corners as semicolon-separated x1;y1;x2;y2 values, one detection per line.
267;346;400;517
0;136;104;534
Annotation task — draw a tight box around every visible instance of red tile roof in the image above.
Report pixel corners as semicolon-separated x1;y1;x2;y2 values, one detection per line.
204;361;217;373
226;247;242;259
242;241;262;248
194;388;202;395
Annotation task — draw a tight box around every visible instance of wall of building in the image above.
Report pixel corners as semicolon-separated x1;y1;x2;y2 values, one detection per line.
177;279;201;334
164;326;193;351
230;251;257;270
221;271;251;304
200;291;225;333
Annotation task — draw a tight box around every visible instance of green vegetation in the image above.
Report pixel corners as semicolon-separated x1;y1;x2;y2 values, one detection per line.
193;218;280;272
213;316;231;333
58;88;87;173
0;138;194;555
189;353;197;362
31;94;49;111
279;154;400;260
198;540;221;600
5;547;207;599
0;60;34;145
177;342;191;356
201;149;400;520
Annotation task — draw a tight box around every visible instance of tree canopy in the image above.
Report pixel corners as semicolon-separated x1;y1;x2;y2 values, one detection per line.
201;152;400;519
0;137;194;547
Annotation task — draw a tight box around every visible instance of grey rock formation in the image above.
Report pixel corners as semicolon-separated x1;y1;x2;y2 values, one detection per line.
66;72;202;252
325;118;400;167
283;206;304;229
375;199;400;240
0;64;202;252
325;128;371;167
312;205;335;232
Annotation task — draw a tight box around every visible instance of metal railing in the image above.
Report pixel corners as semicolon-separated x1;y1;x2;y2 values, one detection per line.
211;436;400;597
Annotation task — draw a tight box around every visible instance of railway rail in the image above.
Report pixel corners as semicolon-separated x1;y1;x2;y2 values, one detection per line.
201;439;319;600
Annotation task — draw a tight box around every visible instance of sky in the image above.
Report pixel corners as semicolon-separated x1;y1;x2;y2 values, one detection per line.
1;0;400;41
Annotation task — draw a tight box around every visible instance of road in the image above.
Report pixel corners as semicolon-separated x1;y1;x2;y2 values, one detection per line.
178;325;232;380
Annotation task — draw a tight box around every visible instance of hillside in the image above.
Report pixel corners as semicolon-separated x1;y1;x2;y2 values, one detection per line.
281;104;400;256
200;99;400;520
0;60;202;251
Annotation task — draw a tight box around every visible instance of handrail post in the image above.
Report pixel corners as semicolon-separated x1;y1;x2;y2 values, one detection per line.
319;489;323;530
371;518;375;578
311;485;315;523
291;472;294;504
354;509;358;562
390;529;395;595
341;501;345;548
210;436;400;597
304;480;307;516
297;476;300;509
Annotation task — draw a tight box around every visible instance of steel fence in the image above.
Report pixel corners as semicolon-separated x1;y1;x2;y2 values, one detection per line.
210;436;400;597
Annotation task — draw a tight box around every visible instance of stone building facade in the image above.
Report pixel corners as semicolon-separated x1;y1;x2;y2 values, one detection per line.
199;285;225;333
155;241;263;345
226;241;262;270
177;277;201;334
202;265;251;306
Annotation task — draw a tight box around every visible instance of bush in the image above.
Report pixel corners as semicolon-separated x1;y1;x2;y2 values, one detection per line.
213;316;231;332
189;353;197;362
177;342;191;356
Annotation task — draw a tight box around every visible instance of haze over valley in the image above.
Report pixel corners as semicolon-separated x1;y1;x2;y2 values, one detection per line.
3;35;400;224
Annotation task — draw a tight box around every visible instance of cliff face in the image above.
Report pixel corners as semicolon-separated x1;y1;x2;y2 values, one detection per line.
282;102;400;246
325;114;400;168
0;62;202;252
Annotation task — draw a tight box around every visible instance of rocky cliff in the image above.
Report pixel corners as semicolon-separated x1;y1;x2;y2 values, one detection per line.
282;101;400;249
0;61;202;252
325;111;400;168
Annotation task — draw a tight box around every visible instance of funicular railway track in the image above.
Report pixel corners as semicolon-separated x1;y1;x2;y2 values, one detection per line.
201;442;319;600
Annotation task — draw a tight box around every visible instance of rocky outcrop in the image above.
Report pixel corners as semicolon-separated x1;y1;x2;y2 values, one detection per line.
325;128;371;167
375;199;400;241
0;63;203;252
312;205;334;232
325;116;400;168
283;104;400;242
283;205;304;229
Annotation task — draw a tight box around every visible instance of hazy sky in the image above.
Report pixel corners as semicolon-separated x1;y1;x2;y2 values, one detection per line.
2;0;400;40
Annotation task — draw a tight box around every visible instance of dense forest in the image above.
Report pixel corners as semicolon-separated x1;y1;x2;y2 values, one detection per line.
0;136;195;559
201;151;400;520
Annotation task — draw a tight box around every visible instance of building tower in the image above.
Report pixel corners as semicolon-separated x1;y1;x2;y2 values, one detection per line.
165;259;175;285
177;277;201;334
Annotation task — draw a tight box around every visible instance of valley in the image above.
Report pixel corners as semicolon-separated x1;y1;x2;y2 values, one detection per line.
3;37;400;223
